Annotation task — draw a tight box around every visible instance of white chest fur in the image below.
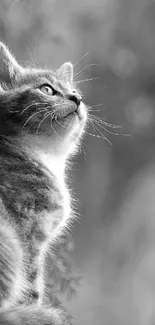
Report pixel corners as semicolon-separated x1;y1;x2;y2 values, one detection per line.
38;151;72;236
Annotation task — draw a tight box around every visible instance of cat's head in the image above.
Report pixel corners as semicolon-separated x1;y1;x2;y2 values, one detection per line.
0;42;87;164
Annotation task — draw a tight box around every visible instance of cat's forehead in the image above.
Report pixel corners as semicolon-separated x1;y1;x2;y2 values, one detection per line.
0;42;73;90
16;69;65;89
16;62;74;89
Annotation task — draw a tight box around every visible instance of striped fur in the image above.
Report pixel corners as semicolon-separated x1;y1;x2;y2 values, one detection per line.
0;42;87;324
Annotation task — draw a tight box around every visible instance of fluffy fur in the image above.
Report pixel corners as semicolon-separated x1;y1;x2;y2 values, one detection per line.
0;42;87;324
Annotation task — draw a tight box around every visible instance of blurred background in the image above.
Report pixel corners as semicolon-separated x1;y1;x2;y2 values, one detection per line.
2;0;155;324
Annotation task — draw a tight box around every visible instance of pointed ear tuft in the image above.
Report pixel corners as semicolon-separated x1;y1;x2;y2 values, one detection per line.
0;42;23;83
57;62;73;83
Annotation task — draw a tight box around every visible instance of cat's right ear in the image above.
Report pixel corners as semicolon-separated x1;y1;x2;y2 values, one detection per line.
57;62;73;84
0;42;23;83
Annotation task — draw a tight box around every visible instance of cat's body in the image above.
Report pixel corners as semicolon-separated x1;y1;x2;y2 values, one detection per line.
0;42;87;324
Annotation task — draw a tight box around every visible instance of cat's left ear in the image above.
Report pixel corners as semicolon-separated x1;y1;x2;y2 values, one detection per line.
0;42;23;83
57;62;73;83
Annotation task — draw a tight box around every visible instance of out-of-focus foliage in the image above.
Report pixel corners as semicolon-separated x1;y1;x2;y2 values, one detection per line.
2;0;155;324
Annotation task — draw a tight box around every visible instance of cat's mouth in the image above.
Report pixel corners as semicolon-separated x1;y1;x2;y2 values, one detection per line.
53;103;85;122
54;105;78;120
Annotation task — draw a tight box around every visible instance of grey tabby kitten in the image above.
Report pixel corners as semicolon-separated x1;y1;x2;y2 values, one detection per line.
0;42;87;324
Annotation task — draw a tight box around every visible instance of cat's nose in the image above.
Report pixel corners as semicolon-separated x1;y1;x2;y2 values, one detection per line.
67;93;82;107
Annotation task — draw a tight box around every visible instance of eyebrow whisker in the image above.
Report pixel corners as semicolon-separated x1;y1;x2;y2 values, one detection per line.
76;77;100;84
73;53;89;68
74;64;99;79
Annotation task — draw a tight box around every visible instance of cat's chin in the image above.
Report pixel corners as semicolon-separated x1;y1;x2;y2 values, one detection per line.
52;102;86;127
22;102;87;175
49;102;86;137
50;102;87;154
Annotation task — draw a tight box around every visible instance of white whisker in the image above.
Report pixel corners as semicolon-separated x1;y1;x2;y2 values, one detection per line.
76;77;100;84
91;119;121;136
55;117;65;129
87;103;104;113
50;116;62;140
73;53;89;68
74;64;99;79
89;113;122;129
80;143;87;163
21;109;45;130
24;44;39;68
88;120;112;145
21;102;45;115
36;112;52;136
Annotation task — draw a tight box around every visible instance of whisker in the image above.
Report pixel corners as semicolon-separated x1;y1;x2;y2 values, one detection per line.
33;38;39;69
80;143;87;163
88;119;97;133
21;109;45;130
88;108;103;113
18;60;36;68
89;113;122;129
43;57;49;70
94;123;112;145
73;53;89;68
21;103;46;115
88;103;104;109
84;130;105;140
89;116;119;129
39;105;52;112
89;120;112;145
90;103;103;108
86;119;102;137
50;116;62;140
36;112;52;136
87;104;104;113
55;117;65;129
21;103;36;115
97;123;130;137
24;44;39;68
74;64;99;79
76;77;100;84
89;115;130;137
42;104;63;117
91;119;121;136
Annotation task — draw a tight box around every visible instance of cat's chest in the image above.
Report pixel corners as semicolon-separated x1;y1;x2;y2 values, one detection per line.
19;176;71;244
3;163;71;245
29;180;70;242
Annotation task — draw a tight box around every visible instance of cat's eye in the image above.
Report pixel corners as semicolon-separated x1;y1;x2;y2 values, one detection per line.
40;84;56;96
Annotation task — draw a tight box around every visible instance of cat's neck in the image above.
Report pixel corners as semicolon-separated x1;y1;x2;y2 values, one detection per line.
37;150;66;182
22;138;67;183
18;132;72;183
0;136;66;183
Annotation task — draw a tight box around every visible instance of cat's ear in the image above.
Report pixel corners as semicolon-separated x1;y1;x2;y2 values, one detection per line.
57;62;73;83
0;42;23;83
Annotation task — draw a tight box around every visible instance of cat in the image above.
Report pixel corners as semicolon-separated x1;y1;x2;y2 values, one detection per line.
0;42;87;324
